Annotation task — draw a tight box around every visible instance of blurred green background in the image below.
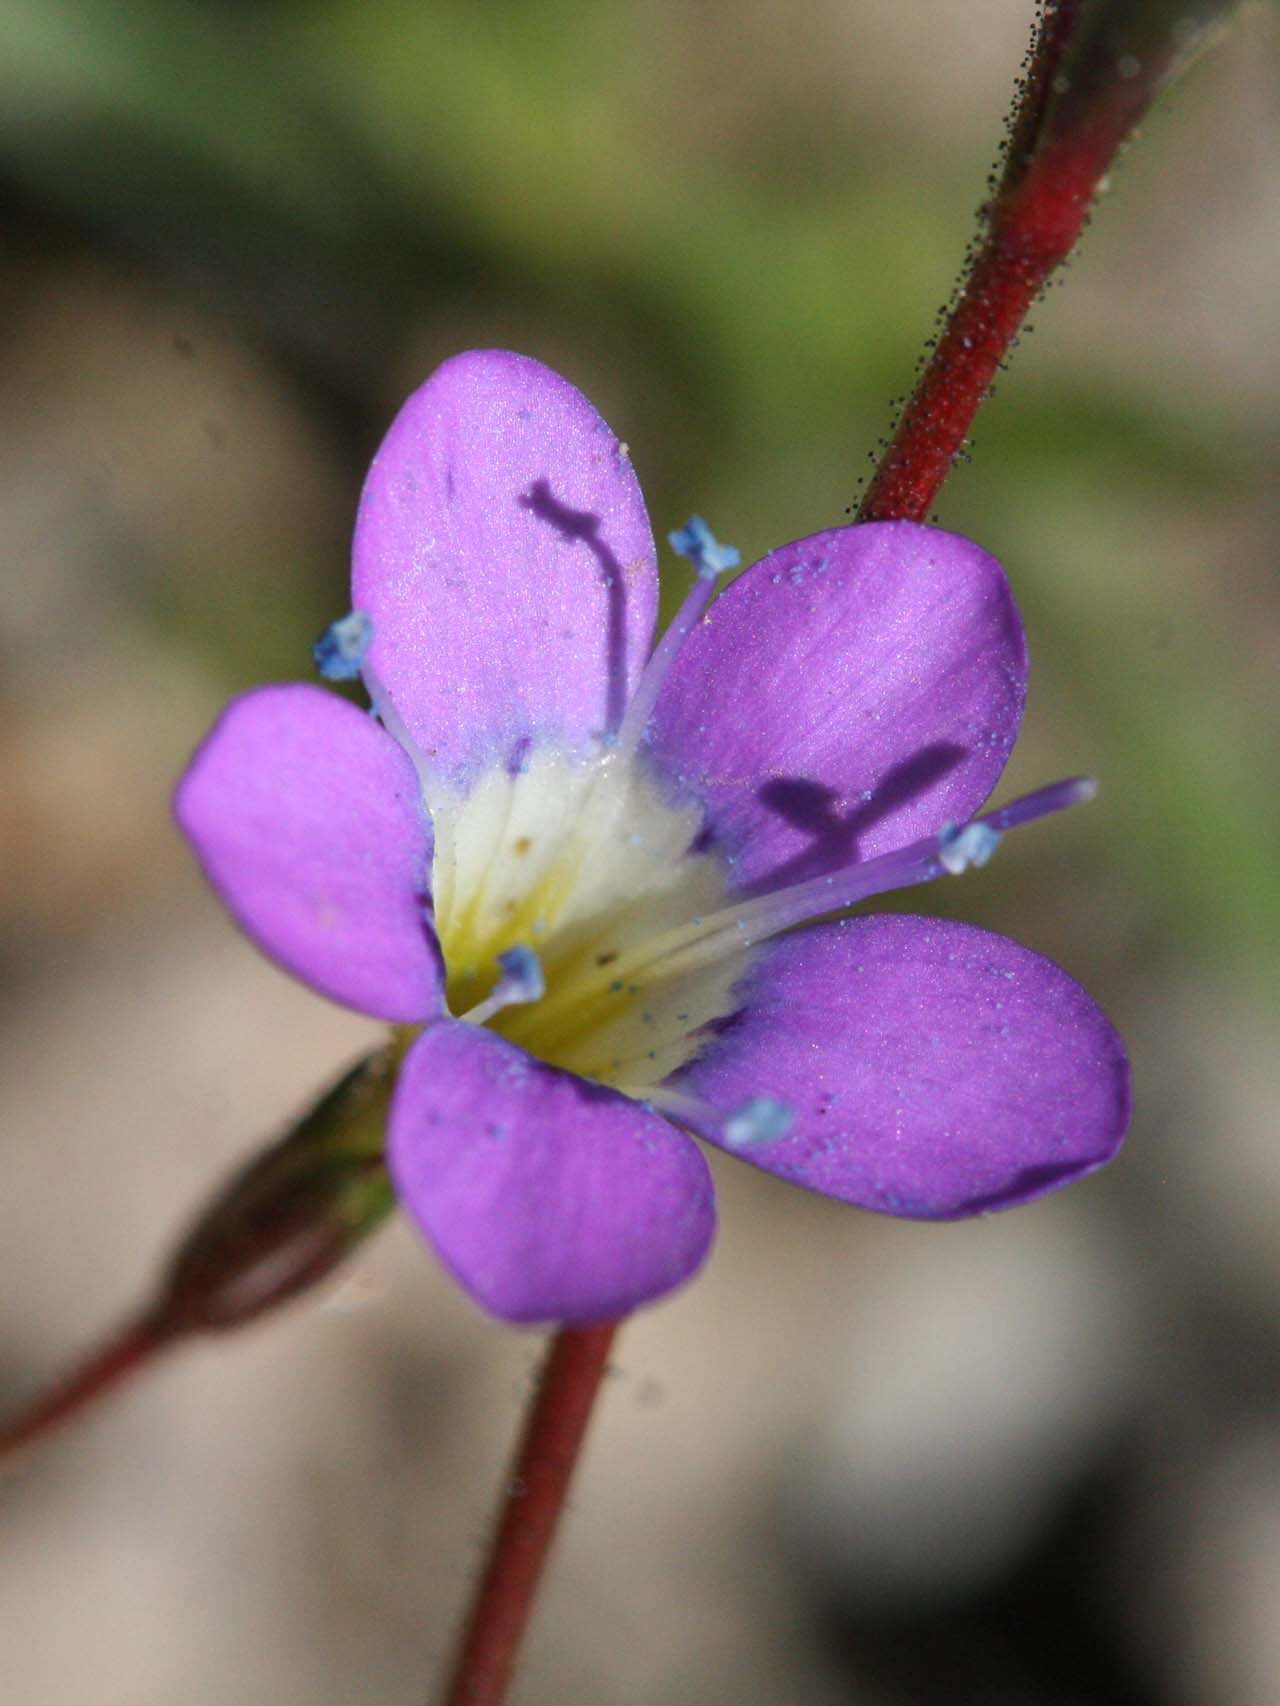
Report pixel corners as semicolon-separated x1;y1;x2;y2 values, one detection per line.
1;2;1278;1702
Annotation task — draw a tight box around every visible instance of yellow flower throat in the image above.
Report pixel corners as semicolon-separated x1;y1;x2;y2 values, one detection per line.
428;745;748;1094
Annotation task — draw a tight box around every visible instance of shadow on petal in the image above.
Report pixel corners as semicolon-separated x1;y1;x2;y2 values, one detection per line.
750;740;967;889
520;478;631;732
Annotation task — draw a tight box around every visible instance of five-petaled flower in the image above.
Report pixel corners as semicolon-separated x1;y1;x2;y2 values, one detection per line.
175;351;1130;1325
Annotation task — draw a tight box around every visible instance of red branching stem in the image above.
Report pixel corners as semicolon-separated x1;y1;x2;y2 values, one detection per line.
0;1309;176;1466
857;3;1130;524
439;1321;620;1706
858;140;1108;524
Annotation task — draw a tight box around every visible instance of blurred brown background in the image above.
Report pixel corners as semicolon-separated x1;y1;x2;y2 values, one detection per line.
2;1;1279;1701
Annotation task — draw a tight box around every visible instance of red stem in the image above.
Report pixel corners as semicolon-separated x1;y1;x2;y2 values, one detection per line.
440;1321;619;1706
857;4;1127;524
0;1310;175;1466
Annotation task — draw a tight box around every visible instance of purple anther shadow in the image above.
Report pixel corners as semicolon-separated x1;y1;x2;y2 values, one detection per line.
749;740;967;890
519;478;631;733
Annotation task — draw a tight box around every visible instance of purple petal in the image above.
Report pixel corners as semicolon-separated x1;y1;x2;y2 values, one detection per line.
352;351;658;785
388;1021;715;1323
645;522;1027;892
175;684;442;1022
669;915;1129;1218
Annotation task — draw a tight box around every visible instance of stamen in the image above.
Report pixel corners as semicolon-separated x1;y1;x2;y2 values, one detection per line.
612;517;740;757
979;774;1097;831
723;1096;795;1146
938;820;1001;874
360;662;446;813
669;516;742;578
460;945;546;1025
312;620;450;882
313;611;373;680
684;776;1099;953
496;945;546;1003
635;1086;795;1147
520;777;1097;1048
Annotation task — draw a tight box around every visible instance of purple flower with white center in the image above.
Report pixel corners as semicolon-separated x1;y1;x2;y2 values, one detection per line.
175;351;1130;1326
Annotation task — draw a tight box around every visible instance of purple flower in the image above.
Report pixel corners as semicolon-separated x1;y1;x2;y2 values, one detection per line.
175;351;1130;1325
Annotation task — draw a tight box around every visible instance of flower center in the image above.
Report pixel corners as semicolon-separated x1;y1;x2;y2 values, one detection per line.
430;742;747;1091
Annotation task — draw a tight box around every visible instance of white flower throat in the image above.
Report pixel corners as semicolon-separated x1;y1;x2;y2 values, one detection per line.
430;742;745;1093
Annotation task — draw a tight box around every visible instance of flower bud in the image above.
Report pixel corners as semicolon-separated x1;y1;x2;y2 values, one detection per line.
1037;0;1238;159
0;1046;409;1463
159;1043;402;1333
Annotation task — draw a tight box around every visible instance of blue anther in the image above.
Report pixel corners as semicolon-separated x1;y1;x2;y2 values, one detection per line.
723;1096;795;1147
495;944;545;1005
938;820;1002;875
668;516;741;580
313;610;373;680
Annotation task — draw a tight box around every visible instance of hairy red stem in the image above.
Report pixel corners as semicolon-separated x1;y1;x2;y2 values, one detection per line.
0;1310;176;1465
440;1321;619;1706
858;3;1129;523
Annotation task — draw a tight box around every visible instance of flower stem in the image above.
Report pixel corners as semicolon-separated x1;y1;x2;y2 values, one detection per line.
0;1309;176;1466
856;0;1120;523
1;1048;401;1469
440;1321;619;1706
